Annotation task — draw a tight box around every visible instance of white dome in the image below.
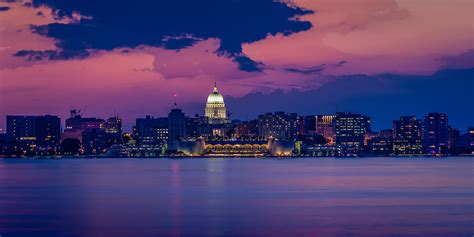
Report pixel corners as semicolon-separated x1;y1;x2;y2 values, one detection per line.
206;86;225;104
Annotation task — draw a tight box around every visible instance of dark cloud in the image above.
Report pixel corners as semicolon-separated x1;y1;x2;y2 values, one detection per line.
16;0;313;72
284;61;348;74
218;68;473;131
0;6;10;11
14;49;89;60
438;49;474;70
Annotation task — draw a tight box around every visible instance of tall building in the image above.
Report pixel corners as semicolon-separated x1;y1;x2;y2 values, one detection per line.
105;116;123;146
168;108;186;150
465;127;474;154
258;112;299;140
135;116;168;145
6;115;61;150
315;115;336;144
447;126;462;154
423;112;448;154
334;112;370;149
82;128;107;155
62;110;105;142
186;115;210;139
205;83;229;124
392;116;423;155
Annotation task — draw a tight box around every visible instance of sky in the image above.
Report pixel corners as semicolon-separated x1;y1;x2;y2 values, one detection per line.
0;0;473;132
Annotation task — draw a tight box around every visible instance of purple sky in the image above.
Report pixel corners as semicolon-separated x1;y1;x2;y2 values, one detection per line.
0;0;473;131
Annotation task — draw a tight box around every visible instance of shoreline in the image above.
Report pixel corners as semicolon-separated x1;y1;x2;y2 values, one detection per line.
1;155;473;159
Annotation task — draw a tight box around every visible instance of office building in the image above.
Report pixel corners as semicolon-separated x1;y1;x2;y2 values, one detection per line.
423;112;448;154
258;112;300;140
315;115;336;144
392;116;423;155
334;112;370;149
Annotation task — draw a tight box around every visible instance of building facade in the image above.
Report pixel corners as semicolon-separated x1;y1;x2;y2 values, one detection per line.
392;116;423;155
422;113;448;154
168;108;186;150
258;112;299;140
334;112;370;149
7;115;61;155
315;115;336;144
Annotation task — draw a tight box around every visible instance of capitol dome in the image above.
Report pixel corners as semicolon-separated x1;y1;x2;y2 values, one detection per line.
205;83;229;124
207;86;225;104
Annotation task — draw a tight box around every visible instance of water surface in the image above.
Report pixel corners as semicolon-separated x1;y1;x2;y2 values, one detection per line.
0;157;473;237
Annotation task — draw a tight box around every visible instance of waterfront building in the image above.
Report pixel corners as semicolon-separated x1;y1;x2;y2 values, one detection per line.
62;110;105;142
447;126;462;154
367;137;393;155
135;116;168;145
315;115;336;144
392;116;423;155
302;145;344;157
203;140;269;157
334;112;370;149
6;115;61;155
168;108;186;150
82;128;107;155
460;127;474;154
423;112;448;154
105;116;123;146
258;112;300;140
7;116;38;143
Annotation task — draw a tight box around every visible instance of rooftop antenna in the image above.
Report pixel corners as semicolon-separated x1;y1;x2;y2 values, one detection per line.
173;93;178;108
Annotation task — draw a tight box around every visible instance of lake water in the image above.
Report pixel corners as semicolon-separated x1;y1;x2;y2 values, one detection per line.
0;157;473;237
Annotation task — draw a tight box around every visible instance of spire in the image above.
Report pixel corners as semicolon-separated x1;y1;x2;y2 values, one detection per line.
213;82;218;93
173;93;178;108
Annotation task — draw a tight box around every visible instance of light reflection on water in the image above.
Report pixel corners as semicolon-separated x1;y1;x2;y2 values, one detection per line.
0;157;473;237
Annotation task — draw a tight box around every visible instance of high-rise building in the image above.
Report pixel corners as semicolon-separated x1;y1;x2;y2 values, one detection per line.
168;108;186;150
205;83;229;124
258;112;300;140
62;110;105;142
447;126;462;154
7;116;37;142
315;115;336;144
135;116;168;145
6;115;61;152
460;127;474;155
105;116;122;134
186;115;210;139
82;128;107;155
392;116;423;155
423;112;448;154
334;112;370;149
105;116;123;146
36;115;61;147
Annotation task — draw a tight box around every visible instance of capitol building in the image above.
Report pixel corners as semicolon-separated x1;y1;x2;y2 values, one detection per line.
205;83;229;124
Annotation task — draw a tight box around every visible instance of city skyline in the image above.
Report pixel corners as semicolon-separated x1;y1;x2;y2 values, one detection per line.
2;83;472;158
1;1;473;133
1;79;473;134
